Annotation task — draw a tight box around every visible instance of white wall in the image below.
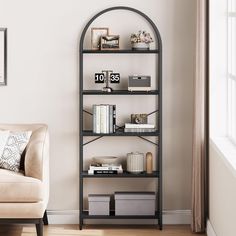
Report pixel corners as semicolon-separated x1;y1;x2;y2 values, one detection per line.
209;141;236;236
0;0;196;220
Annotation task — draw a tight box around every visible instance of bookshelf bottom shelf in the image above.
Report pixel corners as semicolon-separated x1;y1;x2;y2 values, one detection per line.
81;211;159;219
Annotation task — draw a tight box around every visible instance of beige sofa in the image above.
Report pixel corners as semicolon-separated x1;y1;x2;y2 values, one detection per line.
0;124;49;236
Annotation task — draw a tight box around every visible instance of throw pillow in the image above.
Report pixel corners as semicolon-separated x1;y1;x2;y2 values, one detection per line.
0;130;10;157
0;131;32;172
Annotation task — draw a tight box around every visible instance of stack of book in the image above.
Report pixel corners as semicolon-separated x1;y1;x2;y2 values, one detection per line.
88;164;123;175
124;123;156;132
93;104;116;134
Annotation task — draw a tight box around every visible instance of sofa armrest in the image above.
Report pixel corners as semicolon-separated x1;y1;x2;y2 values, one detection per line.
0;124;50;209
25;126;49;182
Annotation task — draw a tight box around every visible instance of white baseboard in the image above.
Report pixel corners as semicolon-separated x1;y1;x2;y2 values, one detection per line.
163;210;191;224
47;210;79;225
207;219;217;236
47;209;191;225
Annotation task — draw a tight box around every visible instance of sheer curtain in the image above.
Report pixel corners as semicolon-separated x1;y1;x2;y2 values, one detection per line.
191;0;208;233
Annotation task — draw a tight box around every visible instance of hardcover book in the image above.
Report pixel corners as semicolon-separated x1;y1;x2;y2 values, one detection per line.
93;104;116;134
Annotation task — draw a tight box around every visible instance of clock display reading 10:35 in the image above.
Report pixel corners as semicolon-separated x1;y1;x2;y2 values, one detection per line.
94;73;120;83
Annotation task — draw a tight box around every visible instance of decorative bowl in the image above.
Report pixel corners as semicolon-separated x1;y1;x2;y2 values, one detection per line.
93;156;120;165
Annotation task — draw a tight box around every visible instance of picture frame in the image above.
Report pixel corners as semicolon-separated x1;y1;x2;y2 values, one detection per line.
0;28;7;86
100;35;120;50
91;27;109;50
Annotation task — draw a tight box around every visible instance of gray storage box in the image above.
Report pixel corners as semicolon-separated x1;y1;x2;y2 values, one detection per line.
88;194;110;215
115;192;155;216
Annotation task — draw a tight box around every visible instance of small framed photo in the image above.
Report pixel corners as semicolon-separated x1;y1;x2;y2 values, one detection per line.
101;35;120;50
91;27;109;50
0;28;7;86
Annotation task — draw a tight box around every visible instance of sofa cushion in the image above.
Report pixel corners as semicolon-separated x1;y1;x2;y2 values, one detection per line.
0;202;45;218
0;131;32;172
0;169;43;203
0;131;10;157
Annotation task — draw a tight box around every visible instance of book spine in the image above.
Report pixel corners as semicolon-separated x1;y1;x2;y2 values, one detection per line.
100;105;105;133
106;105;109;133
94;170;118;174
124;128;156;132
125;123;155;129
95;105;101;133
113;105;116;132
93;105;96;133
100;105;108;133
89;166;122;171
90;167;111;170
109;105;113;133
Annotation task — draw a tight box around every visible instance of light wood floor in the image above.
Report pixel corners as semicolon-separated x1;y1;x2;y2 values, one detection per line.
0;225;206;236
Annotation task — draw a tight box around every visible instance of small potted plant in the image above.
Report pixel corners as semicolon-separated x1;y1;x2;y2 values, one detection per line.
130;30;154;50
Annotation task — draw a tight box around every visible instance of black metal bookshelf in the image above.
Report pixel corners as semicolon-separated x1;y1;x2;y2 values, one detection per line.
79;6;162;230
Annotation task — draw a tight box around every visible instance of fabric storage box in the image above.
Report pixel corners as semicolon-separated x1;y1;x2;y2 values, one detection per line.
115;192;155;215
88;194;110;215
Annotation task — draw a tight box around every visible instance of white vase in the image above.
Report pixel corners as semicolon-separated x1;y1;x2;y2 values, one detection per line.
132;42;150;50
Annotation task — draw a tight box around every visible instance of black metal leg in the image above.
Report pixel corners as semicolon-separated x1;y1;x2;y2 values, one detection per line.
159;223;163;230
36;219;43;236
79;217;83;230
43;211;48;225
159;214;163;230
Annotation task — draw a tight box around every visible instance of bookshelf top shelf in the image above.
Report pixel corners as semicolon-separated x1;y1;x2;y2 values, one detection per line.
82;49;159;54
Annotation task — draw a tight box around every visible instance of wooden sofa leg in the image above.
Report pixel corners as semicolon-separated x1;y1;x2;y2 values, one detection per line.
36;219;43;236
43;210;48;225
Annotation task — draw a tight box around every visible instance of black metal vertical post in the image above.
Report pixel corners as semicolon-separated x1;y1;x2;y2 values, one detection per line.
157;34;163;231
79;30;84;230
205;0;209;226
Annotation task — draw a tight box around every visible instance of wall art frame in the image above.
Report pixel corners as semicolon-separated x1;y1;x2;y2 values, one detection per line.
0;28;7;86
91;27;109;50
